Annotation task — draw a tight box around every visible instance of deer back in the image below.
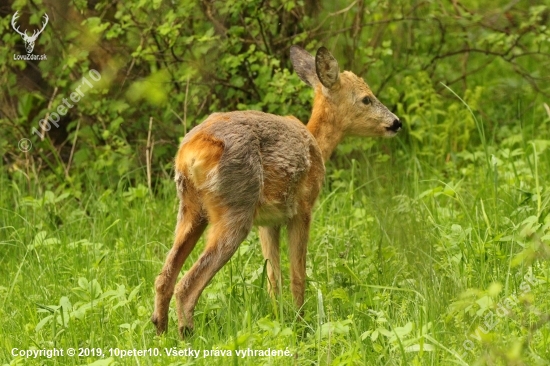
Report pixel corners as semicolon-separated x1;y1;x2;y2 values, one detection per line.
175;110;324;224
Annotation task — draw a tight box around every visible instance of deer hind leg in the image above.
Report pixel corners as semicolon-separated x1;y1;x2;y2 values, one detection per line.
288;211;311;311
259;226;281;298
174;208;252;338
152;193;206;335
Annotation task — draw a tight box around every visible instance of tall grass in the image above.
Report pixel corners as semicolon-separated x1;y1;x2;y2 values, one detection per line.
1;101;549;365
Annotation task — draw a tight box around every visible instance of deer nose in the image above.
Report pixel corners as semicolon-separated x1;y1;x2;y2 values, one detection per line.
387;119;402;132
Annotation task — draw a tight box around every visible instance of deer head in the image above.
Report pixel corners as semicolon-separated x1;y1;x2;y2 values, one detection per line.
11;11;49;54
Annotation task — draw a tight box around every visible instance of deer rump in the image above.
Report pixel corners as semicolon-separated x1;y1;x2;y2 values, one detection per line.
175;110;324;227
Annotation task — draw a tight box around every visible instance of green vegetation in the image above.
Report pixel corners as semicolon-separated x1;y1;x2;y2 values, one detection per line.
1;0;549;365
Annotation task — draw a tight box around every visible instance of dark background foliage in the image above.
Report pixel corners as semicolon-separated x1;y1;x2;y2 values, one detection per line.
1;0;549;187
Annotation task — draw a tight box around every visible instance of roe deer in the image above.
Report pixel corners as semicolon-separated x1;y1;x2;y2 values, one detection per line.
152;45;401;337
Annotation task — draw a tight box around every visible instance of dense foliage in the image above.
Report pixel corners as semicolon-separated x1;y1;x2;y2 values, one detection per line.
1;0;550;365
2;0;549;185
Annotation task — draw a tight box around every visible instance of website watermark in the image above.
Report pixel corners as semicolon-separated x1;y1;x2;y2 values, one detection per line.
9;346;293;359
14;54;47;61
18;69;102;152
453;267;544;363
11;11;48;60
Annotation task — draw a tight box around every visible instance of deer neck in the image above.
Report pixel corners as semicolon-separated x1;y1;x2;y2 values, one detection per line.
306;90;344;162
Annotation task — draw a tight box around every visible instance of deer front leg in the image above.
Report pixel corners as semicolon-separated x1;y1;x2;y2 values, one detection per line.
259;226;281;298
288;212;311;310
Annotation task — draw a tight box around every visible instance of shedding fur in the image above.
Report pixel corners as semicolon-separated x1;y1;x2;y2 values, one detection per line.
152;45;401;338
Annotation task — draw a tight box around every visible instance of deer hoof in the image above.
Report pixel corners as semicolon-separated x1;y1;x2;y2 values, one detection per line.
151;313;167;335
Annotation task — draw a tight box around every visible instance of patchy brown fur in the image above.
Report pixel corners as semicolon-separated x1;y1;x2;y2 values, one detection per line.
152;45;401;337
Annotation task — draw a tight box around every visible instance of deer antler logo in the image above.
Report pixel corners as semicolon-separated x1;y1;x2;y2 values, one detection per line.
11;11;49;54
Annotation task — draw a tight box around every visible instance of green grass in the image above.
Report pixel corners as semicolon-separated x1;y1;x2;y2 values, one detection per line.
1;105;550;366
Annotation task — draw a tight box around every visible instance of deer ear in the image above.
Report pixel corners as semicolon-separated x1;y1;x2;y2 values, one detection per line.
315;47;340;89
290;45;319;88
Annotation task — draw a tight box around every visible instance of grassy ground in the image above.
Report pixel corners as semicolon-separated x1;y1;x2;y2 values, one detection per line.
1;104;550;365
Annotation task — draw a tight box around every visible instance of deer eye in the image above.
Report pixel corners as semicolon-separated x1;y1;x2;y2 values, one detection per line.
362;96;371;105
